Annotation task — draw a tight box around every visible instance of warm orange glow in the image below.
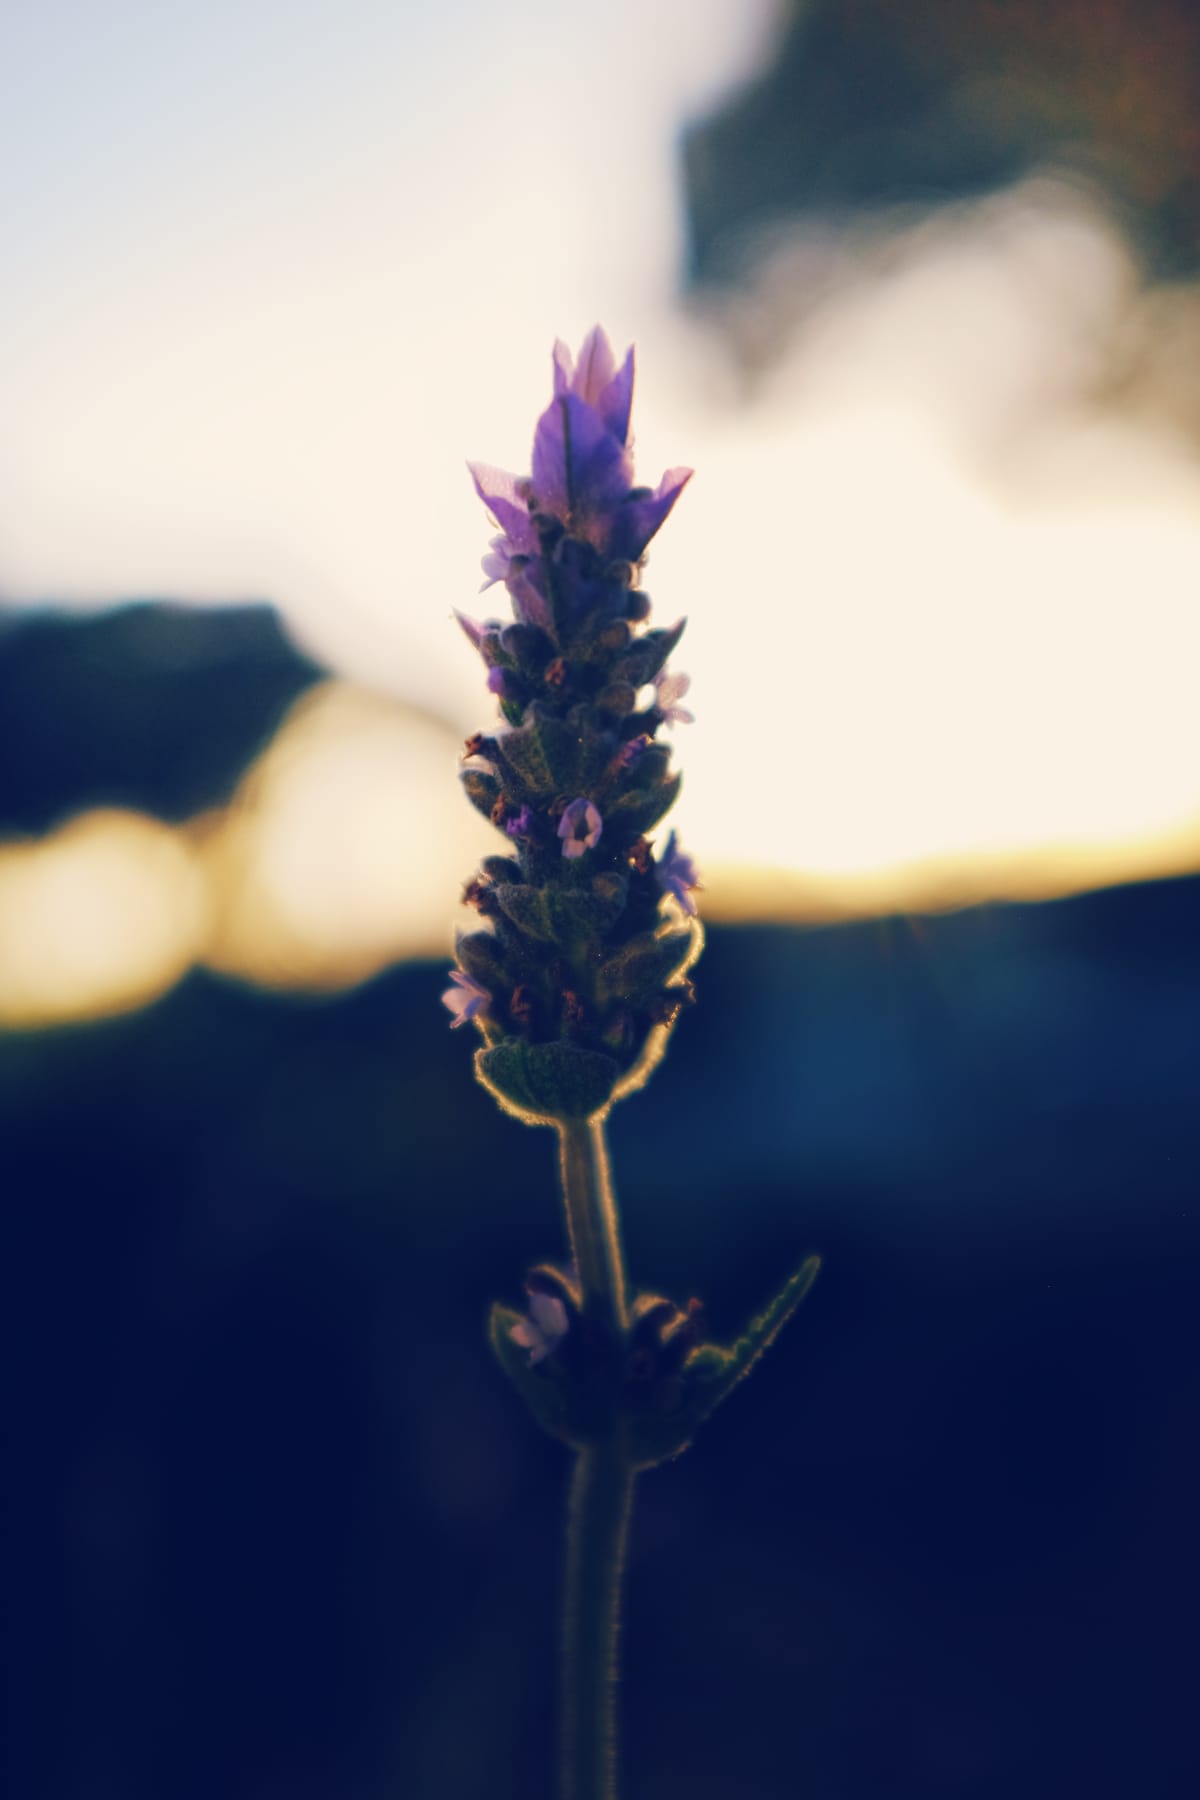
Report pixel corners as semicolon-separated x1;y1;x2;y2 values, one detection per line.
0;810;208;1028
1;666;1197;1033
201;680;493;989
704;824;1200;924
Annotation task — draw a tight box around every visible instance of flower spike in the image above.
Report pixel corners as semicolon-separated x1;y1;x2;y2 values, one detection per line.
446;330;700;1126
454;338;823;1800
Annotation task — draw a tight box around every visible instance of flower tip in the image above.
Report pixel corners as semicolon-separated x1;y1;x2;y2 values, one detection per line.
453;608;485;648
552;336;574;394
465;459;501;503
574;324;618;400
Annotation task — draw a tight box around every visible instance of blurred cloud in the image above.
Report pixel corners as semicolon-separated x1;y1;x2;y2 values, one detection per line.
670;179;1200;893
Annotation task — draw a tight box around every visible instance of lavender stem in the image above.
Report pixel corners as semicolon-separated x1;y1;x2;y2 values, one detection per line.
562;1444;636;1800
556;1118;628;1333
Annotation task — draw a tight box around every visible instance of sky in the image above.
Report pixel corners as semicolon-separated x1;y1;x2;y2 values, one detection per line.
2;0;1199;1020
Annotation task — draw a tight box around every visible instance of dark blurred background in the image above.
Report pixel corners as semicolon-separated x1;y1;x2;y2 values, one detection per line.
4;4;1200;1798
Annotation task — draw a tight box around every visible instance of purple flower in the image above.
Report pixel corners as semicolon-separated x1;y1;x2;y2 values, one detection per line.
505;804;534;839
553;325;635;444
468;462;538;558
486;665;520;702
509;1292;569;1366
479;537;513;591
606;466;693;563
557;798;603;859
616;733;652;771
505;562;553;632
532;390;633;530
655;669;694;726
468;328;692;588
442;969;492;1029
655;830;700;915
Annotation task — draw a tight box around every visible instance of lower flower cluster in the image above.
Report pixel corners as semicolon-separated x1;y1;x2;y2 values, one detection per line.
489;1251;823;1470
493;1262;714;1468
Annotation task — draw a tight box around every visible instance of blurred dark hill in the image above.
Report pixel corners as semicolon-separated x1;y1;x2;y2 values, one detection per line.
2;881;1198;1799
0;601;322;833
684;0;1200;291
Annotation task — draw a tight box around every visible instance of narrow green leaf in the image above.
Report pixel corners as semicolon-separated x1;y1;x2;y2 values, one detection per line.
614;620;686;687
453;928;510;990
696;1255;822;1421
606;771;682;837
497;711;580;795
460;768;501;820
493;883;557;942
548;877;628;940
596;929;695;1008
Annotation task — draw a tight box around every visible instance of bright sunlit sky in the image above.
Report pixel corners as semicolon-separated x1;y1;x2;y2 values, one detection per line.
2;0;1200;1019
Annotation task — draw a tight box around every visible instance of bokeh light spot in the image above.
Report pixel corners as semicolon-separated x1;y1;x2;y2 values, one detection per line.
0;810;207;1027
202;680;492;989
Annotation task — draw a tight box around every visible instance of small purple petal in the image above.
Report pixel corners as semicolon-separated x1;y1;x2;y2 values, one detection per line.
443;968;492;1028
655;669;694;726
510;1291;569;1365
572;326;618;407
655;829;701;916
606;465;693;561
530;1291;567;1336
532;393;632;526
552;336;575;397
557;797;603;859
505;804;534;839
479;537;512;590
530;401;571;517
468;461;537;556
597;344;635;444
506;562;553;632
616;733;652;771
486;665;520;701
552;329;634;444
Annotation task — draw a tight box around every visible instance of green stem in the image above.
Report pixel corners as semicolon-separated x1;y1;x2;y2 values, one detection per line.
556;1120;634;1797
556;1118;628;1331
562;1445;636;1800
